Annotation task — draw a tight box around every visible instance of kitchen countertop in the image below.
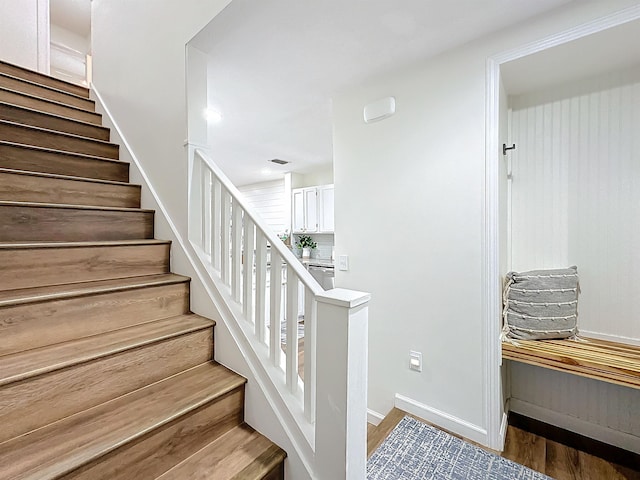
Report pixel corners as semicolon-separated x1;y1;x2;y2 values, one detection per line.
299;257;334;268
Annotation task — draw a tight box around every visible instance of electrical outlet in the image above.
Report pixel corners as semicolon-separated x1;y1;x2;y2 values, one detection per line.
338;255;349;271
409;351;422;372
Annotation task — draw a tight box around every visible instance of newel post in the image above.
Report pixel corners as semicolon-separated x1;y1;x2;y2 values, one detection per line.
315;288;370;480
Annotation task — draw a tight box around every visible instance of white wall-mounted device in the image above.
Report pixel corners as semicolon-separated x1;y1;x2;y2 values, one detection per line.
363;96;396;123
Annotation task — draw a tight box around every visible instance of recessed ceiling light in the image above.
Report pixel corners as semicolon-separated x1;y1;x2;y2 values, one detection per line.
268;158;290;165
204;107;223;123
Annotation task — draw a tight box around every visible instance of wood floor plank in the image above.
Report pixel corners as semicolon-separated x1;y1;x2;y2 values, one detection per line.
0;169;140;208
0;274;190;355
0;60;89;97
0;88;101;124
0;316;214;443
156;423;286;480
0;73;94;110
64;389;245;480
0;202;154;242
0;240;168;290
0;121;118;158
0;363;245;480
502;426;546;474
0;102;109;140
0;141;129;182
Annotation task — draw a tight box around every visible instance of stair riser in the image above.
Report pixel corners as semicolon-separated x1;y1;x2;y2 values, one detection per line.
0;205;153;242
0;89;101;124
63;389;245;480
0;61;89;98
0;243;169;290
0;74;94;110
0;282;190;356
0;170;140;208
0;103;109;140
0;143;129;182
0;122;119;158
0;329;214;444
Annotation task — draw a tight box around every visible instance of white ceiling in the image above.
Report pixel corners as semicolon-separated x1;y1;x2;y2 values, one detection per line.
50;0;91;38
502;18;640;96
190;0;575;186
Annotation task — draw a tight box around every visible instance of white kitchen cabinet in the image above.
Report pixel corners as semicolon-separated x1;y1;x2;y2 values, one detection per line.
318;184;334;233
292;184;334;233
292;187;318;233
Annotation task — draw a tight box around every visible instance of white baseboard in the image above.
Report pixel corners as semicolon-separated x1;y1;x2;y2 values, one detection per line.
394;394;488;446
510;398;640;454
499;412;508;451
580;330;640;347
367;409;385;427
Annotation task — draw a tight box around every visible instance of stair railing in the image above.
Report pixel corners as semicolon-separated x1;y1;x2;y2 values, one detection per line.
188;147;370;479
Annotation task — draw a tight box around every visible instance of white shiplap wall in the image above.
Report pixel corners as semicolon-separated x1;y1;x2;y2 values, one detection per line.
508;66;640;452
238;179;287;235
510;66;640;341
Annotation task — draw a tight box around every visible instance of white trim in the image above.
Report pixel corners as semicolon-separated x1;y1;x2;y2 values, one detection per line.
580;330;640;347
395;394;488;446
483;3;640;453
36;0;50;74
498;412;508;451
510;398;640;455
483;55;503;451
367;409;385;427
90;85;317;478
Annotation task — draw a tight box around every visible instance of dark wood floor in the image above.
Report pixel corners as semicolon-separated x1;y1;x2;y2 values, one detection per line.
367;408;640;480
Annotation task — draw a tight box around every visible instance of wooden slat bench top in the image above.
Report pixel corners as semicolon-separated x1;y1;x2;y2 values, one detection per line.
502;337;640;390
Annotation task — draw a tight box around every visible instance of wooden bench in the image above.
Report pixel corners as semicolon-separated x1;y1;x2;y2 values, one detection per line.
502;337;640;389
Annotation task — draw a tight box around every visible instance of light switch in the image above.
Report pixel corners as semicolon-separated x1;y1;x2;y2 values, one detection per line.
338;255;349;271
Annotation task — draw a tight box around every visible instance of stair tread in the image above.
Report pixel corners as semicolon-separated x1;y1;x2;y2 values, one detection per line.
0;239;169;249
0;140;127;165
0;86;100;120
0;314;214;386
0;60;90;98
157;423;286;480
0;101;108;133
0;200;154;213
0;72;92;103
0;119;115;145
0;167;139;188
0;362;246;480
0;273;189;307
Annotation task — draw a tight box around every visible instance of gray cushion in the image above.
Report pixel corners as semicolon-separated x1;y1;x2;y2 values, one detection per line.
503;266;579;341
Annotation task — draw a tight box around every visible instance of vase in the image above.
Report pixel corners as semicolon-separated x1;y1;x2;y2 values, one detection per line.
302;247;311;258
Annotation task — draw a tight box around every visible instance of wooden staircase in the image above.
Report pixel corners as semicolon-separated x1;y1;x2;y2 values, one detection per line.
0;60;286;479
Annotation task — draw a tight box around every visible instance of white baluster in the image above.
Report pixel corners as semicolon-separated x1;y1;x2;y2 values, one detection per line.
255;231;267;343
269;254;282;366
211;176;221;271
286;265;299;392
200;164;207;251
243;219;255;322
220;187;231;286
231;201;242;302
304;286;316;422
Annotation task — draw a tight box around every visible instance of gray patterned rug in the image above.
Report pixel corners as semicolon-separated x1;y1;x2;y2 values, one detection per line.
367;416;552;480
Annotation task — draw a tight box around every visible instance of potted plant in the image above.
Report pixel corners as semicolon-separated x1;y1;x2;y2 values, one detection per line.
296;234;317;258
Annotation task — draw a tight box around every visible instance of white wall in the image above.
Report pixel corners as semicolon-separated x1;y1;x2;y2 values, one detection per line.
50;24;89;54
333;0;640;442
0;0;49;73
91;1;310;477
238;179;287;235
291;165;334;189
510;66;640;341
